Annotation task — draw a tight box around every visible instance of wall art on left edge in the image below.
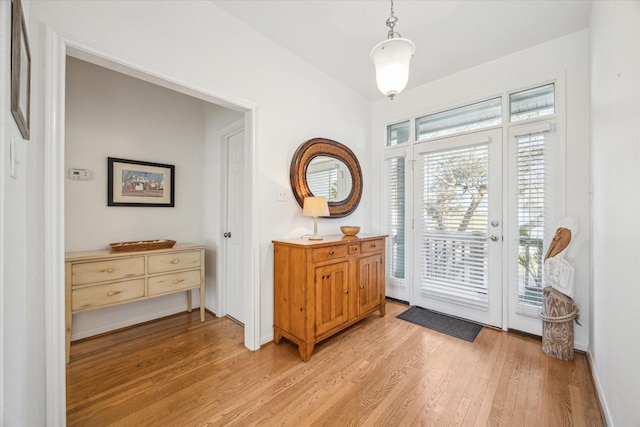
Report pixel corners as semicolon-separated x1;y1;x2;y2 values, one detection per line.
108;157;175;207
11;0;31;140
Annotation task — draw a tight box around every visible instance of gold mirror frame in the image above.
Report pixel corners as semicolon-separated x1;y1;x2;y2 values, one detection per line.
290;138;363;218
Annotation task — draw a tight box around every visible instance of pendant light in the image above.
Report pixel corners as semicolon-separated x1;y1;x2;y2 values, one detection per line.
370;0;415;100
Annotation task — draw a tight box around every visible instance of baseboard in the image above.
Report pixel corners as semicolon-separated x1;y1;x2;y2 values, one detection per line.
587;347;613;426
71;305;200;341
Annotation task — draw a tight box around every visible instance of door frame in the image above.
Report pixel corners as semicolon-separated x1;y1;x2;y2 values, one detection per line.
43;28;261;424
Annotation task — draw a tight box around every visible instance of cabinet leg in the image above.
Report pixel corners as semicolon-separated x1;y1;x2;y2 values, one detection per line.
379;300;386;317
298;343;314;362
274;330;282;344
199;285;205;322
187;290;193;313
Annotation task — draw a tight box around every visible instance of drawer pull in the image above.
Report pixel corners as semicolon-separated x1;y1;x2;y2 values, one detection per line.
371;244;376;248
344;290;349;294
171;259;179;264
102;268;114;273
330;251;335;255
107;290;121;296
173;279;184;284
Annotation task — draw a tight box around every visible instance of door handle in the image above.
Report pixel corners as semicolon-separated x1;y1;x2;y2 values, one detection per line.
223;232;232;238
490;235;500;242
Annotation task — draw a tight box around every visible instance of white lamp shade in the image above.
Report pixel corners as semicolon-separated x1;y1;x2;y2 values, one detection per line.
303;197;329;217
370;38;415;99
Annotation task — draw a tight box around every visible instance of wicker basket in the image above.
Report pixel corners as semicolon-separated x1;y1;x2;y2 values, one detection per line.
109;239;176;252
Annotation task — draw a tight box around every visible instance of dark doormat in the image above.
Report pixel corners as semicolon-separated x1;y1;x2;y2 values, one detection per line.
397;306;483;342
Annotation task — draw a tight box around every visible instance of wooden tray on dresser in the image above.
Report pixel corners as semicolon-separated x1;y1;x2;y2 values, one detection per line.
109;239;176;252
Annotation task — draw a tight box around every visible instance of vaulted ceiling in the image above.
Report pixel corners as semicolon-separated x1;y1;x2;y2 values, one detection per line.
213;0;592;101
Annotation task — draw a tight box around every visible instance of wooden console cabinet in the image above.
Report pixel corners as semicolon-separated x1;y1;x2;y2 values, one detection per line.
65;243;205;363
272;234;386;361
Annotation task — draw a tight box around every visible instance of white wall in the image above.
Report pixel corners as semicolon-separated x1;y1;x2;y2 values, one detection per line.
19;1;371;423
31;0;372;347
1;0;47;424
590;2;640;426
371;30;592;349
65;57;207;251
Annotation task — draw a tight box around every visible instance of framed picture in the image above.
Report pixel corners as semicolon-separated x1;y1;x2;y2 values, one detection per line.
108;157;175;207
11;0;31;140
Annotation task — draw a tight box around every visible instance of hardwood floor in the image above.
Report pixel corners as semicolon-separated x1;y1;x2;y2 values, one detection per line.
66;301;604;426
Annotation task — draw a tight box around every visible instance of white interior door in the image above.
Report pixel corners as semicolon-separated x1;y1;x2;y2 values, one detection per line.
412;129;503;327
225;129;245;324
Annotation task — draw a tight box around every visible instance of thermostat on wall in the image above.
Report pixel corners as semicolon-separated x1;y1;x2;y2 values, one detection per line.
68;168;91;180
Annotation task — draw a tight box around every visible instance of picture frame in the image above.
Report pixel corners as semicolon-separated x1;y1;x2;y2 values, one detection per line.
108;157;175;207
11;0;31;140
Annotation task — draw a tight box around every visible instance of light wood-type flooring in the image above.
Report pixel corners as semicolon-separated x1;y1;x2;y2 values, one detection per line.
67;301;604;426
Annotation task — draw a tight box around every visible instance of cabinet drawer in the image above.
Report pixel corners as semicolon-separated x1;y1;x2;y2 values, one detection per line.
348;244;360;255
148;250;201;274
361;239;384;253
72;279;145;311
71;257;144;285
312;245;348;262
148;270;201;295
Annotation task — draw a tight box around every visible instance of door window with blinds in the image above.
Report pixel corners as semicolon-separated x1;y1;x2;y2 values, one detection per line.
385;155;406;284
509;122;557;322
419;144;490;308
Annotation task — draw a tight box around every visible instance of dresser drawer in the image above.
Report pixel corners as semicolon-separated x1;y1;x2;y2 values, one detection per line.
148;250;201;274
312;245;348;262
361;239;384;253
348;244;360;255
72;279;145;311
148;270;201;295
71;257;144;285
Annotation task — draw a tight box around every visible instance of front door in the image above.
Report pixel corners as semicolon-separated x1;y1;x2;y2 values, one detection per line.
412;129;503;327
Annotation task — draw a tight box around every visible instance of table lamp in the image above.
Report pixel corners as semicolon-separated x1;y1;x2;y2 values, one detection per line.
303;197;330;240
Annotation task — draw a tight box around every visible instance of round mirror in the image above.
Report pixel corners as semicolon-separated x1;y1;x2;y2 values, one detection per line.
290;138;363;218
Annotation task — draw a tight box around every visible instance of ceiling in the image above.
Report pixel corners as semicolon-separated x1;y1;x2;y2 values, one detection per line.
212;0;592;101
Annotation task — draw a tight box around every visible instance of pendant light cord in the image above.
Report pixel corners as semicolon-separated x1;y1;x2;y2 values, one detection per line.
386;0;401;39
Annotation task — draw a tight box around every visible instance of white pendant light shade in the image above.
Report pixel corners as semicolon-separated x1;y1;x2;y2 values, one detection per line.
371;38;415;100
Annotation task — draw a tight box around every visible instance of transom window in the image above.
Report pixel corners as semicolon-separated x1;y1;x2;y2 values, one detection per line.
415;97;502;141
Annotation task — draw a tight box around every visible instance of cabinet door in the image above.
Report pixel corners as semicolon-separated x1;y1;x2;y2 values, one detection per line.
357;253;383;316
314;261;350;337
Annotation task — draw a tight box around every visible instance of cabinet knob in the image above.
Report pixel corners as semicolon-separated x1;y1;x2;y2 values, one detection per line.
344;290;349;294
108;291;114;296
172;259;179;264
330;251;335;255
102;268;114;273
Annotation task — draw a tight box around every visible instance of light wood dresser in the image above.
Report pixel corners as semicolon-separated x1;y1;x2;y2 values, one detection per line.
65;243;205;363
272;234;387;361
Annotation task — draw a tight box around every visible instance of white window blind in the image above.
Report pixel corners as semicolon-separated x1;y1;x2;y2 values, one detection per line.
416;98;501;141
514;126;552;314
386;156;406;280
419;145;489;309
510;84;555;122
